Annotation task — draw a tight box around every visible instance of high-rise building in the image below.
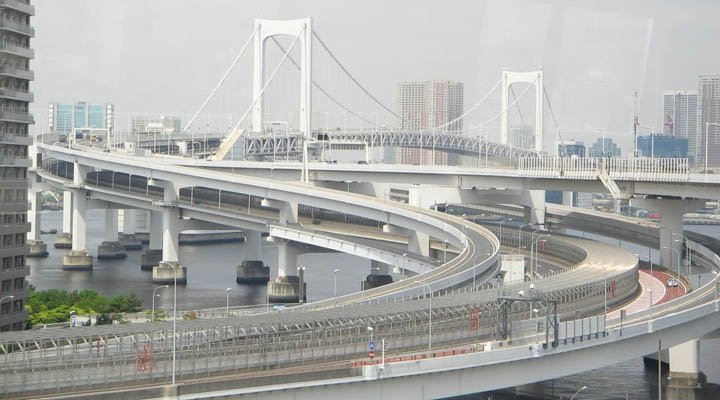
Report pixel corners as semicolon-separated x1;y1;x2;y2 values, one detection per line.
698;75;720;168
396;80;464;164
662;90;698;161
588;138;621;157
48;102;114;133
557;140;585;157
510;126;534;150
0;0;34;331
637;134;688;158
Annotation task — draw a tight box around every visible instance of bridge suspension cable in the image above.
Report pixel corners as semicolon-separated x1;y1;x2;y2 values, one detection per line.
182;26;259;134
429;79;502;132
229;29;304;135
269;37;378;128
312;30;413;127
509;85;526;128
465;77;538;132
543;87;566;145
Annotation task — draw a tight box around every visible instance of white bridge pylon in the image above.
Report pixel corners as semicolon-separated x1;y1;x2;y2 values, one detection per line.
500;70;544;153
252;18;313;138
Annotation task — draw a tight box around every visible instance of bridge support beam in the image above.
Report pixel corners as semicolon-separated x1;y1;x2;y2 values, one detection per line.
119;209;142;250
141;211;163;270
668;339;706;389
153;183;186;284
521;190;546;225
262;198;298;225
631;198;704;273
237;230;269;284
54;190;73;249
27;190;48;257
97;209;126;260
268;239;304;303
63;189;93;270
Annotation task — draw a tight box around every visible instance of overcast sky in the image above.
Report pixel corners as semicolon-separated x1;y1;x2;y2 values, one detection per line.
30;0;720;152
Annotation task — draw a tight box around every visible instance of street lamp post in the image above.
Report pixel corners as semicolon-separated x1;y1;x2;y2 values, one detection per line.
570;385;588;400
225;288;232;315
333;268;339;298
151;285;168;323
401;253;407;278
297;266;306;303
531;236;549;280
517;223;531;252
414;281;433;349
443;239;448;263
662;246;681;279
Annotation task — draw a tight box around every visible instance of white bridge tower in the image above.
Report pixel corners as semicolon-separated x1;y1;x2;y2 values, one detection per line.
500;70;544;153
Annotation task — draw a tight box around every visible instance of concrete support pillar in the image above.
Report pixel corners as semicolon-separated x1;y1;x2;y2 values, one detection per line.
362;260;393;290
152;183;186;284
97;209;126;260
141;211;163;270
268;239;303;303
27;190;48;257
55;190;74;249
668;339;706;388
63;189;92;270
521;190;546;225
561;191;573;207
262;198;298;225
236;230;269;284
631;198;704;274
118;209;142;250
409;231;430;258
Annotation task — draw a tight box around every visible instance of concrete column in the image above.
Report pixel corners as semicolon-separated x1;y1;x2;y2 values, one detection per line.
54;190;74;249
561;191;573;207
63;189;92;270
521;190;546;225
27;190;48;257
268;240;303;303
409;231;430;258
362;260;393;290
98;209;126;260
668;339;706;388
236;230;269;284
152;183;186;284
141;211;163;270
118;209;142;250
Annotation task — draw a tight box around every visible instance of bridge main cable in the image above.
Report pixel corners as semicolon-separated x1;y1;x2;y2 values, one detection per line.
465;76;538;133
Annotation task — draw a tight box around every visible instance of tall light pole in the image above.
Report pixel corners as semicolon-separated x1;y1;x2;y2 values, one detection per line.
517;223;531;252
414;281;433;350
401;253;407;278
151;285;168;323
570;385;587;400
333;268;339;298
531;235;549;280
171;264;179;386
225;288;232;315
663;246;681;279
498;218;513;245
443;239;448;263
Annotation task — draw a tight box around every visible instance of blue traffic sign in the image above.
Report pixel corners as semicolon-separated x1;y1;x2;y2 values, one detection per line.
368;340;376;351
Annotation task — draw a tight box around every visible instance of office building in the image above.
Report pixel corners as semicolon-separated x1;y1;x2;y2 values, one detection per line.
396;80;464;164
662;90;698;161
132;115;182;135
637;134;688;158
698;75;720;167
510;126;534;150
557;140;585;157
588;138;621;157
0;0;34;331
48;101;114;133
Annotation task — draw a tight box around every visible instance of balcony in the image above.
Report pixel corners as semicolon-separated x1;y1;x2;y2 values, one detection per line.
0;0;34;16
0;42;33;59
0;133;32;145
0;19;33;37
0;88;32;102
0;66;34;81
0;111;33;124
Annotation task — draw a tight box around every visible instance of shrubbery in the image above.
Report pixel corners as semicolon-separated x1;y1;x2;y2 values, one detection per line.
26;288;142;327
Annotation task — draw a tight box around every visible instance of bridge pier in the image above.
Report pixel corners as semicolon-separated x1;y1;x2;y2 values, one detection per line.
62;188;93;270
141;210;163;270
97;209;126;260
631;198;704;272
236;230;269;284
668;339;706;390
362;260;393;290
152;184;186;284
54;189;73;249
384;223;430;258
521;190;546;225
118;209;143;250
268;239;304;303
27;190;48;257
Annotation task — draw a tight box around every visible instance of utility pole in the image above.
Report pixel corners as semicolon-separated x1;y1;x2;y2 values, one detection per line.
633;91;639;157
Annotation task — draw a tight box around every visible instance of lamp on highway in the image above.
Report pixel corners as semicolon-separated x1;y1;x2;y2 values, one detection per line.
443;239;449;263
333;268;339;298
662;246;681;281
570;385;587;400
151;285;168;323
414;281;433;350
517;223;531;252
530;235;549;280
225;288;232;316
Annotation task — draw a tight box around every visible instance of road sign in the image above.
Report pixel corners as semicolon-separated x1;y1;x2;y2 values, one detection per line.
369;350;375;359
368;341;376;351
